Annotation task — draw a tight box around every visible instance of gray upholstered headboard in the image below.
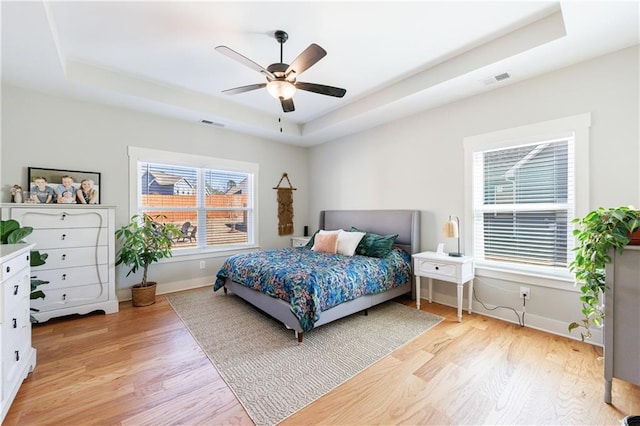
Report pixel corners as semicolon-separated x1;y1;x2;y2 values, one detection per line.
318;210;421;255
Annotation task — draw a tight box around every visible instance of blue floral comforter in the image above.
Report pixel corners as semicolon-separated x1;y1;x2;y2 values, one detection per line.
214;246;412;332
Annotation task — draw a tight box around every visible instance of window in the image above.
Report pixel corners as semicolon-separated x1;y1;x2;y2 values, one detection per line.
473;138;572;269
464;113;590;279
128;147;258;255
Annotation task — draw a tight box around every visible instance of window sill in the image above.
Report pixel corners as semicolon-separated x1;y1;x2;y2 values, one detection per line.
158;244;260;264
474;261;579;292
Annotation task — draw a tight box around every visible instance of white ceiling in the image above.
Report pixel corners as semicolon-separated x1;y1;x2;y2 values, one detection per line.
2;1;638;146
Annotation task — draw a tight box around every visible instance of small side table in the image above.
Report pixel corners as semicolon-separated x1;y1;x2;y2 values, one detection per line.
291;236;311;247
412;251;475;322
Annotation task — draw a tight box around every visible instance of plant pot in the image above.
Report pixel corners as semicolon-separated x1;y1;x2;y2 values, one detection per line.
131;282;157;307
629;229;640;245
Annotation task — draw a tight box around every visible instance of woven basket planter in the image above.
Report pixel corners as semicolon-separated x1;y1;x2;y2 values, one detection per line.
131;282;157;307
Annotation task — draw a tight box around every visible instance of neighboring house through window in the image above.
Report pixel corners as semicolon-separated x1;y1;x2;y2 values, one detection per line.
464;113;591;282
128;147;258;256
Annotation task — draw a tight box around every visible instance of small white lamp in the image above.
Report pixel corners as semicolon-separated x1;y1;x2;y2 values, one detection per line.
443;215;463;257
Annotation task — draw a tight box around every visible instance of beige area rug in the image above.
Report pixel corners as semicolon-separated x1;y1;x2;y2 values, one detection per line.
166;287;444;426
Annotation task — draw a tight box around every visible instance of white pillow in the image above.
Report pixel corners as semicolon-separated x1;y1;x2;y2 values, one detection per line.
319;229;342;235
336;230;366;256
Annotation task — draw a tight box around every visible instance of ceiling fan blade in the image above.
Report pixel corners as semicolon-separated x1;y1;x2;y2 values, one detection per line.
285;44;326;78
215;46;275;79
222;83;267;95
280;98;295;113
295;82;346;98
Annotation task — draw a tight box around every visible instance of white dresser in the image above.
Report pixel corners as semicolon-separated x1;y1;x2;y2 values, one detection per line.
0;243;37;422
1;204;119;321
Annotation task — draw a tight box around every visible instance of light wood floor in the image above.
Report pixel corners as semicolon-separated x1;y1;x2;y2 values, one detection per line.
5;290;639;425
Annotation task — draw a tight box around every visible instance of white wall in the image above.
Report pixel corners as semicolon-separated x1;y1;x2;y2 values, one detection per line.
308;46;640;344
1;86;309;296
3;45;637;343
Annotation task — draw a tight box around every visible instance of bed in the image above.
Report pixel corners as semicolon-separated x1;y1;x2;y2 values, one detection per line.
214;209;421;342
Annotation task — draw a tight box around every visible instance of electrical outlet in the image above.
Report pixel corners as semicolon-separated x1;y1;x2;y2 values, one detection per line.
199;260;205;269
519;286;530;300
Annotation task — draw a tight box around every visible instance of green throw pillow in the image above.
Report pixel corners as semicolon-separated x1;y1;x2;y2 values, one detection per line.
305;230;319;248
350;227;398;258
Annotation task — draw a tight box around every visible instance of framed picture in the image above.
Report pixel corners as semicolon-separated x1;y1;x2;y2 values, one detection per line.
27;167;101;204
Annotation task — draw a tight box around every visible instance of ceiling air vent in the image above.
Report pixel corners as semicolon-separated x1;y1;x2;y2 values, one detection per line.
482;72;511;85
201;119;225;127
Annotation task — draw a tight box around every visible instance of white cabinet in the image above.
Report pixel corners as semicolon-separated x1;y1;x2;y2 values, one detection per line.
291;236;311;247
1;204;118;321
412;251;474;322
604;246;640;403
0;244;37;422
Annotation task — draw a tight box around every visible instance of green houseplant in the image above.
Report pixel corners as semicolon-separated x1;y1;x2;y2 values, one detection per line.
0;219;49;322
569;206;640;340
115;213;180;306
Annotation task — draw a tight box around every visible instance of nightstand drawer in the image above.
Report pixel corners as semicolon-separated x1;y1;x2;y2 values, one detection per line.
291;236;311;247
415;260;457;280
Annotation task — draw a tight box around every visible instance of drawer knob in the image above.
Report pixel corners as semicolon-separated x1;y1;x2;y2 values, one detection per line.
5;266;9;273
12;318;17;328
62;273;67;280
61;234;67;240
13;285;19;295
61;213;66;220
435;266;439;270
62;293;67;301
62;254;66;260
15;350;20;362
26;254;30;261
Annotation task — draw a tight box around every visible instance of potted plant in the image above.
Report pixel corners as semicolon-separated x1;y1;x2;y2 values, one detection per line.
115;213;181;306
0;219;49;322
569;206;640;340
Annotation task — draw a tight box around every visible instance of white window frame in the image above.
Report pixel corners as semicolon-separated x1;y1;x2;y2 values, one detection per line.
463;113;591;286
127;146;259;259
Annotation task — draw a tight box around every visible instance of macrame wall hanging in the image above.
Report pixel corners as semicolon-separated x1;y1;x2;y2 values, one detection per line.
273;173;296;236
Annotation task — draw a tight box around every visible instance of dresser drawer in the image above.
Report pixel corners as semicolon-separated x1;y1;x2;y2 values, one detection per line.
2;269;30;308
33;264;109;290
2;302;29;347
3;328;31;395
415;259;458;281
0;250;30;282
31;283;109;312
25;227;108;250
32;246;108;270
11;208;108;229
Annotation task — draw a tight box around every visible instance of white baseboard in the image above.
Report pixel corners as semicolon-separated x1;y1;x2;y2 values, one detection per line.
116;277;213;301
117;278;603;347
421;292;603;347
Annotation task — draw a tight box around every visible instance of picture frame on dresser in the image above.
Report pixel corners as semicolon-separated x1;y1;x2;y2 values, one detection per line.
27;167;101;204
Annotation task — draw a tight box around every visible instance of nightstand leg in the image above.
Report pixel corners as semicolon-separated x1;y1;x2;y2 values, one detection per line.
457;283;463;322
415;275;421;310
468;279;473;314
428;277;433;303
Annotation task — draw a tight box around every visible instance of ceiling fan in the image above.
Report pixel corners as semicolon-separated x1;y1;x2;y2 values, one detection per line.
215;30;346;113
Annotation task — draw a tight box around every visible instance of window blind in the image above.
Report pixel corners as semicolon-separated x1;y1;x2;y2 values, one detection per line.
473;137;574;268
138;161;254;249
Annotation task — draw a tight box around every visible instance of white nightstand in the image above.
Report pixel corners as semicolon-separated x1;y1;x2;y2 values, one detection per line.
412;251;474;322
291;236;311;247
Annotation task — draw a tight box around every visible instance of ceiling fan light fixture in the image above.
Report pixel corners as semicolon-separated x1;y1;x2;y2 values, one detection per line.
267;80;297;100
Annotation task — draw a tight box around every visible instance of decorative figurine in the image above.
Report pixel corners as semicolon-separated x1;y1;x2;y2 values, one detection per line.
10;185;23;203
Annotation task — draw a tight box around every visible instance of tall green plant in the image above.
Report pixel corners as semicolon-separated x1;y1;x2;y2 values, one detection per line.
0;219;49;322
569;206;640;340
115;214;180;287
